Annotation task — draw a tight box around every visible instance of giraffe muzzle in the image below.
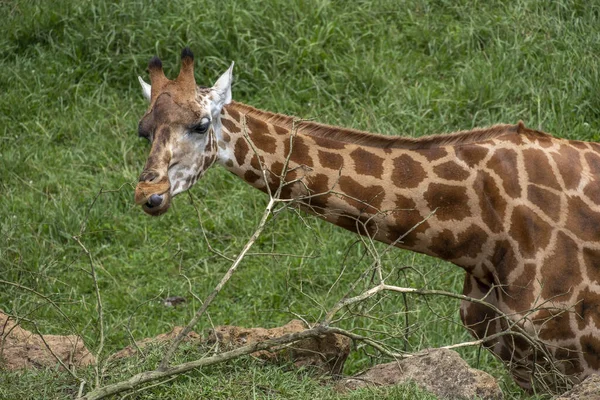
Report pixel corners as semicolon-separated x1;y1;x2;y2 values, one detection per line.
147;194;163;208
134;175;172;216
141;193;171;216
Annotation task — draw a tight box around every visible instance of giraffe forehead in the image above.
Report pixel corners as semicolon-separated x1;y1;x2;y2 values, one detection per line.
142;93;203;129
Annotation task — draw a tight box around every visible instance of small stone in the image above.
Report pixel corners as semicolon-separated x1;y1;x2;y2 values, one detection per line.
163;296;187;307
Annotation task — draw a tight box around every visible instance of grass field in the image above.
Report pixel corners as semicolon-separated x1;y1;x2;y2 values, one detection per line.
1;0;599;398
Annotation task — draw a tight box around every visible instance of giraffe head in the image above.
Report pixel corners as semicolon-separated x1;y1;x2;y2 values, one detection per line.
135;48;233;216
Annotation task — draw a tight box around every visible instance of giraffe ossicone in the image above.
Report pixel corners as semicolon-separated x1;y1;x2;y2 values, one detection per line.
134;49;600;393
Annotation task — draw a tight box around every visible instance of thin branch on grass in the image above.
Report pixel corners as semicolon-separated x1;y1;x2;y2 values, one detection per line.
120;376;179;400
187;191;235;263
81;325;331;400
0;279;76;332
72;234;104;389
72;187;129;389
180;273;217;346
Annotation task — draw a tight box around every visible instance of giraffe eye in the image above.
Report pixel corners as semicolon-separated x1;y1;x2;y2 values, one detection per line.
191;117;211;134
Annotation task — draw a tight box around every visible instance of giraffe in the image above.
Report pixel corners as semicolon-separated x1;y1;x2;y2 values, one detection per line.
133;48;600;393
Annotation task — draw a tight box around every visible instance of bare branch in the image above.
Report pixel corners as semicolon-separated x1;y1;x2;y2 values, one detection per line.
82;325;331;400
0;279;76;331
72;234;104;389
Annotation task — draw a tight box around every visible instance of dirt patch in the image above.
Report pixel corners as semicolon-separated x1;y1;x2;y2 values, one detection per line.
555;374;600;400
111;326;201;359
0;311;94;370
337;348;503;399
207;320;351;375
111;320;351;375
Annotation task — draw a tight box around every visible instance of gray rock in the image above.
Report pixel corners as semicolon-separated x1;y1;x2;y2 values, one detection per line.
338;348;503;399
554;374;600;400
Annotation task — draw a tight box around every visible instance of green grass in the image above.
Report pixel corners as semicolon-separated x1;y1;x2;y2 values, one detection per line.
1;0;598;398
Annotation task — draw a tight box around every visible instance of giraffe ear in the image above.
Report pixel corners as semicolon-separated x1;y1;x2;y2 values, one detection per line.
138;76;151;102
211;62;234;107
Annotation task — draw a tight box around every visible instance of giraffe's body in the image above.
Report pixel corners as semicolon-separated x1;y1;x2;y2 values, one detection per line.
134;49;600;393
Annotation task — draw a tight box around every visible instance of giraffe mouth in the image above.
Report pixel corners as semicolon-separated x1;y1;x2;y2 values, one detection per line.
134;180;172;216
141;192;171;216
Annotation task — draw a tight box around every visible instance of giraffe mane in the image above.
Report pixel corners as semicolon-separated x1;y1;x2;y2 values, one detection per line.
228;102;549;149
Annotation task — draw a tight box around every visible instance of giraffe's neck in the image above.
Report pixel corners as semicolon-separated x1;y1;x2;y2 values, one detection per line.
214;102;532;279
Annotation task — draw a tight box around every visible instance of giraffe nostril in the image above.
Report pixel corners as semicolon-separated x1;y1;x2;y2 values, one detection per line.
139;171;158;183
147;194;163;208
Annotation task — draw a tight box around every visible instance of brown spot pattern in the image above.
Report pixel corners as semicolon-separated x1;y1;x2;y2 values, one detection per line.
487;148;521;198
580;334;600;369
509;205;553;259
304;173;332;212
306;173;331;196
473;171;507;233
555;345;584;375
527;185;561;222
423;183;471;221
244;170;261;184
540;231;581;300
504;133;523;146
589;143;600;153
336;214;379;237
574;288;600;331
318;150;344;170
554;346;583;375
583;182;600;203
268;161;298;199
583;247;600;284
456;145;488;168
391;154;427;188
250;155;261;170
566;196;600;242
552;145;582;190
389;194;429;247
310;135;346;150
585;152;600;176
338;176;384;214
350;148;385;178
284;136;314;168
460;276;498;340
536;308;576;340
429;225;487;261
433;161;470;181
269;161;284;177
247;119;277;154
491;240;519;283
501;263;535;311
522;149;561;190
234;138;249;166
273;124;289;135
414;147;448;161
226;107;240;121
245;115;269;134
222;118;241;134
139;78;600;387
